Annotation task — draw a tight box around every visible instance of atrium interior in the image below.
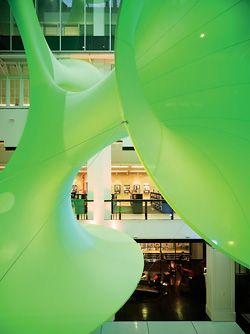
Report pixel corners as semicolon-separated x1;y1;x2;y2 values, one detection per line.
0;1;250;334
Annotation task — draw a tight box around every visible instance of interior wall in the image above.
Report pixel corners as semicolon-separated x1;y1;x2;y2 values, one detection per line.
112;172;158;198
73;171;159;197
0;144;13;165
73;172;86;193
0;109;28;147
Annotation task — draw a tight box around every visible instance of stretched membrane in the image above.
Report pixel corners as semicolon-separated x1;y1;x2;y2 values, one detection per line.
0;1;143;333
116;0;250;267
1;0;250;332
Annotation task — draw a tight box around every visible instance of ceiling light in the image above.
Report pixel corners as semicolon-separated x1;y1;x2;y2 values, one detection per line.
130;171;145;173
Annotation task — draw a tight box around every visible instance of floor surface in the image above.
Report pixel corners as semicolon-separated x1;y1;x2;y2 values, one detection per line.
91;321;245;334
115;284;207;321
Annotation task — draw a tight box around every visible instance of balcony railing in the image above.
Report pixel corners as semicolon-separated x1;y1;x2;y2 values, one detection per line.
72;198;175;221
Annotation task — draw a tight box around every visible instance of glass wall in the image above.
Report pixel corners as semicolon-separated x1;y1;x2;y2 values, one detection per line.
0;0;10;50
111;0;121;50
12;16;24;51
85;0;110;51
36;0;60;50
61;0;85;50
0;0;121;52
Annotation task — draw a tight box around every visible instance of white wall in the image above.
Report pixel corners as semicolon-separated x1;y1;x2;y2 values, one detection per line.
112;172;158;197
0;108;28;147
84;219;202;240
206;245;235;321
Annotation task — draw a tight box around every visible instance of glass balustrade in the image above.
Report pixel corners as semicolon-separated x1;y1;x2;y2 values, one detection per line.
71;197;175;221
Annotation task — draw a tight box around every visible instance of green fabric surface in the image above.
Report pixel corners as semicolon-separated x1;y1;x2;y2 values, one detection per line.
116;0;250;267
0;1;143;333
1;0;250;332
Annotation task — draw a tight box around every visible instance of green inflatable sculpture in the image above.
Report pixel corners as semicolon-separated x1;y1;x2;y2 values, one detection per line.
1;0;250;332
116;0;250;268
0;1;143;333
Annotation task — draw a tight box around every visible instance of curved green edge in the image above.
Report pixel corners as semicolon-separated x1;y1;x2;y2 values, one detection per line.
116;0;250;267
0;1;144;333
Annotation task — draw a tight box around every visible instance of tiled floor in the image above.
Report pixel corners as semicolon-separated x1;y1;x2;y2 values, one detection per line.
91;321;245;334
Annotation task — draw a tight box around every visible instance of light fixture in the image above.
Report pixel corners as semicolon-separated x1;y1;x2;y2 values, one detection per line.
130;170;146;173
131;165;144;168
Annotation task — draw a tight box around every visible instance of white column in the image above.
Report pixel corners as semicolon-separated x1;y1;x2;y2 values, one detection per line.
206;244;235;321
87;146;111;223
93;2;105;36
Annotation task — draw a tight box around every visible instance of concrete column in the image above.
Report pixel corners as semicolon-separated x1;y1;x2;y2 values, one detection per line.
93;2;105;36
87;146;111;223
206;244;235;321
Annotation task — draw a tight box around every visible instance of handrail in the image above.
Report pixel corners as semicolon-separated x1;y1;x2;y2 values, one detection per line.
72;198;174;221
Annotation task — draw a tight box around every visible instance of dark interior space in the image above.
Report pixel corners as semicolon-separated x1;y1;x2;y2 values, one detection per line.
116;240;209;322
236;264;250;333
